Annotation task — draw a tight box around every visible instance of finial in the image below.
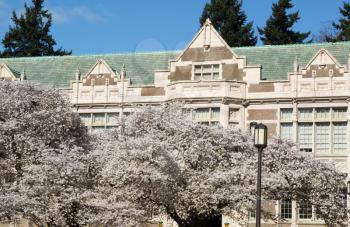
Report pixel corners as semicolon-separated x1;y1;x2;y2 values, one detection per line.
293;56;299;74
20;69;27;81
75;68;81;80
205;18;212;25
121;64;126;79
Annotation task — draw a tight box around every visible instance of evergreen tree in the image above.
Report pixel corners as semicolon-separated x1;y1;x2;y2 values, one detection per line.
331;1;350;41
200;0;257;47
258;0;311;45
1;0;71;57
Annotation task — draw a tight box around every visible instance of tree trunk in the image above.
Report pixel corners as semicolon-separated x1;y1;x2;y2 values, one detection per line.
179;215;222;227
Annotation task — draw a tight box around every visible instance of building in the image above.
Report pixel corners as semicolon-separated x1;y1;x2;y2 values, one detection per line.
1;19;350;227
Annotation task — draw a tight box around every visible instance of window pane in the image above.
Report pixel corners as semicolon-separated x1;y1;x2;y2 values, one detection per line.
333;122;347;152
211;108;220;120
315;108;330;119
281;199;292;219
194;73;201;80
93;113;106;125
107;113;119;125
333;108;347;119
299;108;313;120
213;64;220;72
202;65;212;73
213;72;220;79
194;108;210;120
299;200;312;219
194;65;201;73
298;123;313;152
315;123;330;153
280;123;293;140
281;108;293;121
202;73;211;80
79;113;91;126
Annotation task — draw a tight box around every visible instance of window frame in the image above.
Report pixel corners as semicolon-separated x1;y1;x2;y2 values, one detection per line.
191;107;221;126
280;199;293;219
192;63;222;81
296;107;348;154
298;200;313;220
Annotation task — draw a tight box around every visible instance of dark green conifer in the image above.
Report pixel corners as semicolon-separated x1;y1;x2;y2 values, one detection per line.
330;1;350;41
200;0;257;47
258;0;311;45
1;0;71;57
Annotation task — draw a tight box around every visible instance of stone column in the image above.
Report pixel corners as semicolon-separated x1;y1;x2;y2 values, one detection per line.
220;104;229;128
292;99;298;143
291;200;298;227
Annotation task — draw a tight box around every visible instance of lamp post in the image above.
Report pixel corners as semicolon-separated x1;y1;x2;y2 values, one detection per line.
252;122;267;227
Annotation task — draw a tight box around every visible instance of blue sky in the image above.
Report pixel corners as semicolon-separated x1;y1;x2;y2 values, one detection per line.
0;0;345;55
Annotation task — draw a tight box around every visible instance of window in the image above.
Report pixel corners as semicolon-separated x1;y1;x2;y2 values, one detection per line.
333;122;347;152
299;200;313;219
194;64;220;80
193;107;220;126
298;123;313;152
281;108;293;121
79;113;91;126
315;123;330;152
333;108;347;119
249;211;256;219
298;108;313;120
297;107;347;154
107;113;119;125
79;112;126;131
281;199;292;219
280;123;293;140
93;113;105;125
315;108;330;120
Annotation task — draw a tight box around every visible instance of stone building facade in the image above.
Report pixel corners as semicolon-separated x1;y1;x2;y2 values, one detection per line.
1;19;350;227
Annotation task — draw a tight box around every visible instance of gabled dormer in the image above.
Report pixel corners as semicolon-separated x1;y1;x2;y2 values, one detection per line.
0;63;18;81
177;18;238;62
168;19;246;82
301;49;345;78
82;59;119;86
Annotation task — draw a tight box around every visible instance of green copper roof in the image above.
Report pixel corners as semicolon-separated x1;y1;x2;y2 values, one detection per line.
0;41;350;88
0;51;179;88
234;41;350;81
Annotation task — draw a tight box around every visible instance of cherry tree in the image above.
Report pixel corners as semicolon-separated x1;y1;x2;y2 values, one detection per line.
0;81;91;226
92;103;348;227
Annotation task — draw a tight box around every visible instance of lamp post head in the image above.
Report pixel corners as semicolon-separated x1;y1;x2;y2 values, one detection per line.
253;123;268;149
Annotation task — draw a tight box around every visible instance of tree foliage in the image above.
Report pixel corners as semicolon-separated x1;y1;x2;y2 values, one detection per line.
200;0;257;47
0;81;90;226
258;0;311;45
1;0;71;57
329;1;350;42
92;103;348;227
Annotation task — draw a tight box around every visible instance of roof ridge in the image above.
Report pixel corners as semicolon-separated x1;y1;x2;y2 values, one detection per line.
0;50;182;61
233;41;350;50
